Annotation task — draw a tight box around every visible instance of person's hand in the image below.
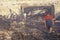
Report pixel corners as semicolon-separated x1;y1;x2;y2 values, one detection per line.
45;24;46;28
52;20;55;26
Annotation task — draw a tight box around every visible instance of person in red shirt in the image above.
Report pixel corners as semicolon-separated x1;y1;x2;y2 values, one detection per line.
44;13;54;33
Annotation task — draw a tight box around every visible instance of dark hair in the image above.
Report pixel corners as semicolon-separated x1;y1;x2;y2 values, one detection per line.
47;13;50;14
44;13;51;16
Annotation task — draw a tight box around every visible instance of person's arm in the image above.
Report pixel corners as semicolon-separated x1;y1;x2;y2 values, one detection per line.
50;15;55;26
44;20;46;28
52;18;55;26
44;16;46;28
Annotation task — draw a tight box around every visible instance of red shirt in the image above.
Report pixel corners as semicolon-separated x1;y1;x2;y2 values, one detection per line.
44;15;53;21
